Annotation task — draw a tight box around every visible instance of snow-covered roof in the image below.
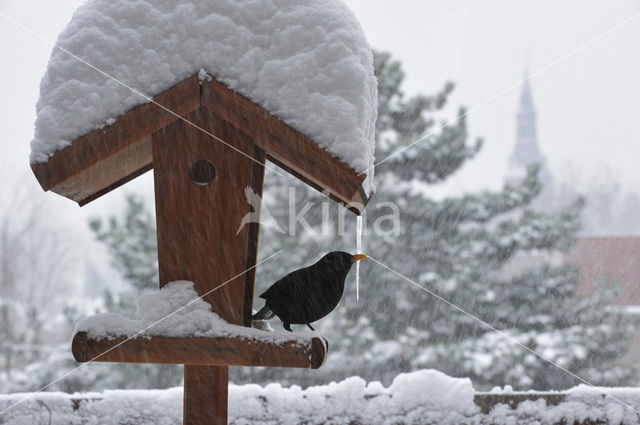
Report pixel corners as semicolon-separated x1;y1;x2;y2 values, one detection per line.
30;0;377;181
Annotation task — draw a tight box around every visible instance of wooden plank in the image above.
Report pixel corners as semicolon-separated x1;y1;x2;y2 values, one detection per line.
71;332;328;369
201;78;369;213
152;106;257;325
56;136;152;206
78;162;153;207
473;393;567;414
184;366;227;425
267;156;370;214
30;75;200;205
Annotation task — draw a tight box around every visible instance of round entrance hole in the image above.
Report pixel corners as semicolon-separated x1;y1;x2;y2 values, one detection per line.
188;159;216;185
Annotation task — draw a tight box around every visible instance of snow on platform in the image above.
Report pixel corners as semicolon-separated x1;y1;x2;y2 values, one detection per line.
30;0;377;189
74;281;313;345
2;371;640;424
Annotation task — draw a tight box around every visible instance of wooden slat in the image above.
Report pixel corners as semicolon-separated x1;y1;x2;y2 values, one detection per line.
201;78;369;213
267;156;370;214
58;136;152;206
152;106;257;325
474;393;567;414
71;332;328;369
30;75;200;205
78;162;153;207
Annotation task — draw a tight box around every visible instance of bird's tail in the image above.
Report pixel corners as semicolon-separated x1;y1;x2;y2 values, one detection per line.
252;305;275;320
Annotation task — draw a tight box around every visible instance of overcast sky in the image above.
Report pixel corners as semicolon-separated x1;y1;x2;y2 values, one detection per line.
346;0;640;196
1;0;639;226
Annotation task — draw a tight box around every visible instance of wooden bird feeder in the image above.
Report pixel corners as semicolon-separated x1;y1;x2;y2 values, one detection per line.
31;74;370;425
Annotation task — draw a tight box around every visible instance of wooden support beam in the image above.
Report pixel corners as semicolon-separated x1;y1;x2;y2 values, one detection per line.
201;78;369;212
72;332;327;369
152;105;266;425
184;366;228;425
30;75;200;205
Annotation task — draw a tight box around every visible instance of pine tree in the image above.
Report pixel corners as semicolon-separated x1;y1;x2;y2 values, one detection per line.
89;194;159;315
433;265;636;389
0;181;83;392
318;51;636;390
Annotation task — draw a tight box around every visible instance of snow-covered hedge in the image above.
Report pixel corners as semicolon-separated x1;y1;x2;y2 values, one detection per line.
2;370;639;424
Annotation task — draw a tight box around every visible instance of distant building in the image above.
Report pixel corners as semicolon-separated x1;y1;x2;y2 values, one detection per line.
500;76;563;279
502;77;640;364
565;237;640;306
503;76;640;300
564;236;640;365
505;75;554;208
504;237;640;308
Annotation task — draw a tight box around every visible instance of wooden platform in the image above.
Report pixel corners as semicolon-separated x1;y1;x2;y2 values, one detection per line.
72;331;327;369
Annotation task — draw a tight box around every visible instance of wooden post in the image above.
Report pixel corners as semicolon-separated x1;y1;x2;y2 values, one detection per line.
152;106;264;425
184;366;228;425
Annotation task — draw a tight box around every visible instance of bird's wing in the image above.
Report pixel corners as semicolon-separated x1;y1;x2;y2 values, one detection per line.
260;266;311;300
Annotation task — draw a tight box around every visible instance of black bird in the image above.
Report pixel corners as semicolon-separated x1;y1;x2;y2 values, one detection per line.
252;251;367;331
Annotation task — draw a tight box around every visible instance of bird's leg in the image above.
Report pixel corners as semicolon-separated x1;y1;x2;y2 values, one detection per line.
306;323;315;331
283;323;292;332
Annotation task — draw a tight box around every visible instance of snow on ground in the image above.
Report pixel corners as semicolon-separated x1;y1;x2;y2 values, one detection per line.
30;0;377;192
74;281;314;345
2;371;640;424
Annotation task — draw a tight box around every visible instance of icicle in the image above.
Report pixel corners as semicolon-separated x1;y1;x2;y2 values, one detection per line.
356;215;362;301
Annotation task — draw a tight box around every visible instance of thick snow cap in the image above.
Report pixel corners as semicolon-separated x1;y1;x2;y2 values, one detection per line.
31;0;377;192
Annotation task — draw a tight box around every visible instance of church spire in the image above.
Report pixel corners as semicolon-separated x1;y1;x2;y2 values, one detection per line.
505;73;550;188
519;72;535;116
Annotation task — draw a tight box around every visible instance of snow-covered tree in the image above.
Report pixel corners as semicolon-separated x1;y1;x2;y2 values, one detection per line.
316;52;636;390
427;265;635;389
243;51;636;390
89;194;159;315
0;181;81;393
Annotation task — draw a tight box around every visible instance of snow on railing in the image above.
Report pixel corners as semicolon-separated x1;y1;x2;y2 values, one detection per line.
2;371;639;424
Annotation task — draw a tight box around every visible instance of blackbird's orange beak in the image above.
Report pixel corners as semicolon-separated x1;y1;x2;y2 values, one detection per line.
351;253;368;262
